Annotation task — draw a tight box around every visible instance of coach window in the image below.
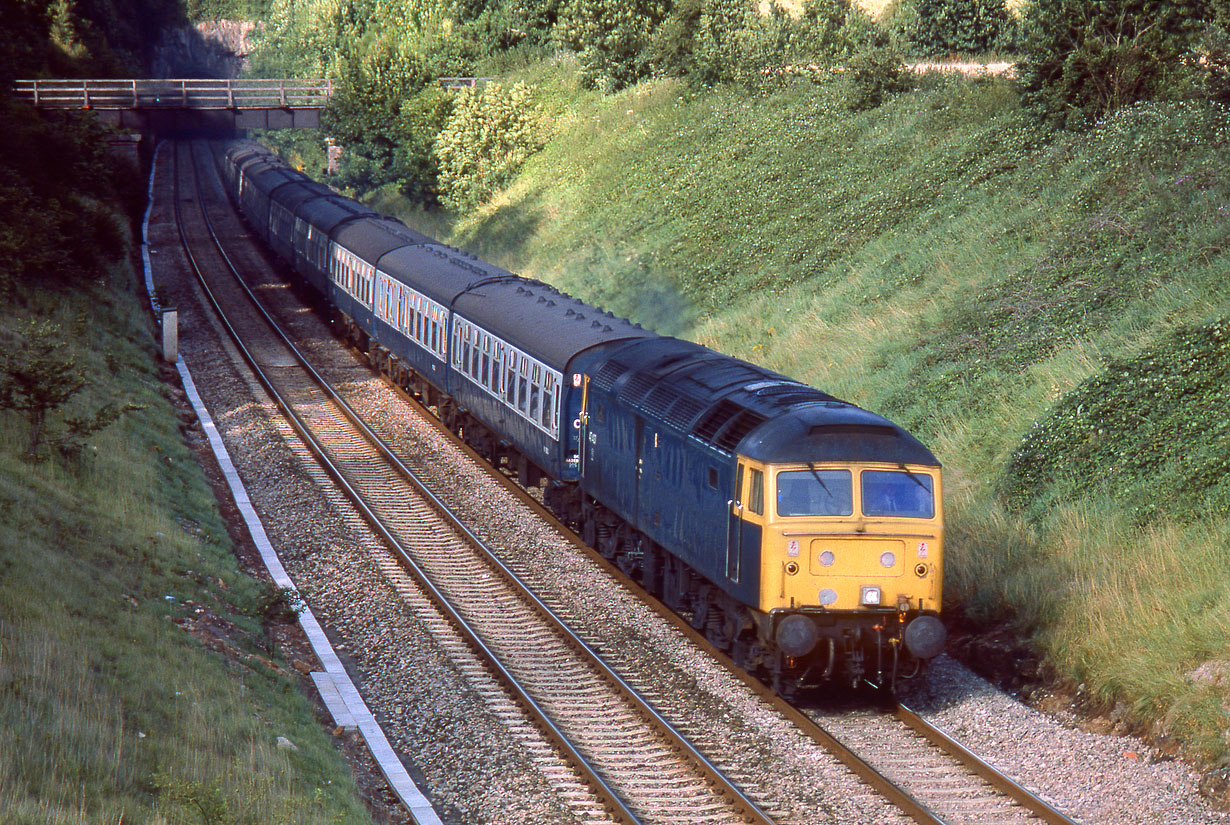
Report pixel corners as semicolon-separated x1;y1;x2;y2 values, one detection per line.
527;365;537;418
540;374;554;429
517;357;530;414
481;338;491;387
504;351;515;405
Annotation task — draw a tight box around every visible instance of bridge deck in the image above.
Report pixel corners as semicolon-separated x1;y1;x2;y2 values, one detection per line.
13;79;334;110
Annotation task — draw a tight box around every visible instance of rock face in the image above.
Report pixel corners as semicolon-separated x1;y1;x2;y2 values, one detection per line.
152;20;262;78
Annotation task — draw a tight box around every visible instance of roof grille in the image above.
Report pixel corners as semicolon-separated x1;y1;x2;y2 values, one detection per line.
641;384;680;418
591;360;630;391
715;410;768;451
692;399;742;443
620;373;656;404
664;396;705;431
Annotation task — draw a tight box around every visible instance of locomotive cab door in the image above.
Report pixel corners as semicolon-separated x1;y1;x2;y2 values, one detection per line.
578;374;591;478
727;461;764;586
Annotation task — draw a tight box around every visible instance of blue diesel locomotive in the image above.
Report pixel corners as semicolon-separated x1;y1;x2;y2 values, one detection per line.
219;140;946;694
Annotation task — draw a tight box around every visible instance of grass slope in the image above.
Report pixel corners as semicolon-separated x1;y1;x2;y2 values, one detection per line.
394;62;1230;762
0;264;373;823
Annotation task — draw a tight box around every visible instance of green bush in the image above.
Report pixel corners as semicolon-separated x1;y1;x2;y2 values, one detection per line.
0;102;140;298
1017;0;1204;128
844;41;910;110
685;0;752;85
323;38;436;194
393;85;455;206
1193;14;1230;103
908;0;1009;56
684;0;869;89
554;0;670;90
434;82;549;211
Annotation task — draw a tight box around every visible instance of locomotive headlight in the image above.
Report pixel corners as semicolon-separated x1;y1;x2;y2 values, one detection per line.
860;585;882;606
880;551;896;568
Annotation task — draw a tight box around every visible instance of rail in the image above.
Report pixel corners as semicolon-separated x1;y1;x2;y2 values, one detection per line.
175;140;777;825
13;78;335;110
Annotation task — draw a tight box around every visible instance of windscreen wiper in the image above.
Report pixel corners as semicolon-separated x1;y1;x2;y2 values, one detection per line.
898;464;930;491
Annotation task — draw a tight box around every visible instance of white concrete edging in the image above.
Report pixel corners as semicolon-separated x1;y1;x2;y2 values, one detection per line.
141;140;443;825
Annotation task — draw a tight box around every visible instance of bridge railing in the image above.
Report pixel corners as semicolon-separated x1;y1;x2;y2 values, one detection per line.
12;79;336;110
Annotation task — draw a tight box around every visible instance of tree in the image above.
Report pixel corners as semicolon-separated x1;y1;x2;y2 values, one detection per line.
0;319;141;462
0;320;85;460
323;37;435;193
1017;0;1204;128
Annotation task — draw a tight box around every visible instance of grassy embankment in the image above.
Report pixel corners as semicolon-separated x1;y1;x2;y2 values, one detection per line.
0;184;373;822
383;61;1230;762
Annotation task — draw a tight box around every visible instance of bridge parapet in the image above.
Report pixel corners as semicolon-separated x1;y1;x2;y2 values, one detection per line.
13;78;335;110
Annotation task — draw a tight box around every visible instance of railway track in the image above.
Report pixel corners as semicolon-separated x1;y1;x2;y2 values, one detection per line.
170;139;785;825
164;137;1083;825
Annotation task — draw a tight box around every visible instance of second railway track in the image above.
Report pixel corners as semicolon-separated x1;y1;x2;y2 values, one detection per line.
157;136;1085;825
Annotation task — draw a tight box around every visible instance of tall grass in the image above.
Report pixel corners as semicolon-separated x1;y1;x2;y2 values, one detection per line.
0;265;373;824
392;68;1230;761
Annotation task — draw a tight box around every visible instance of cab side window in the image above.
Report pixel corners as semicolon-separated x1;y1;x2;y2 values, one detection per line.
748;469;764;516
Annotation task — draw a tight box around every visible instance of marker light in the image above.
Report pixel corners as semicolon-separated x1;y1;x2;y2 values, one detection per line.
860;585;882;606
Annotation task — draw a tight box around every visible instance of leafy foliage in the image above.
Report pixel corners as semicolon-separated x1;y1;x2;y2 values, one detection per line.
0;320;84;459
554;0;671;90
1016;0;1204;128
999;317;1230;524
0;319;139;461
1192;3;1230;103
659;0;872;88
323;39;435;193
908;0;1009;56
0;101;140;298
434;82;548;210
844;40;910;110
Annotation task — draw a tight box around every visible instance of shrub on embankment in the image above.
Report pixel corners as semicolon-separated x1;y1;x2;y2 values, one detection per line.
416;65;1230;764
